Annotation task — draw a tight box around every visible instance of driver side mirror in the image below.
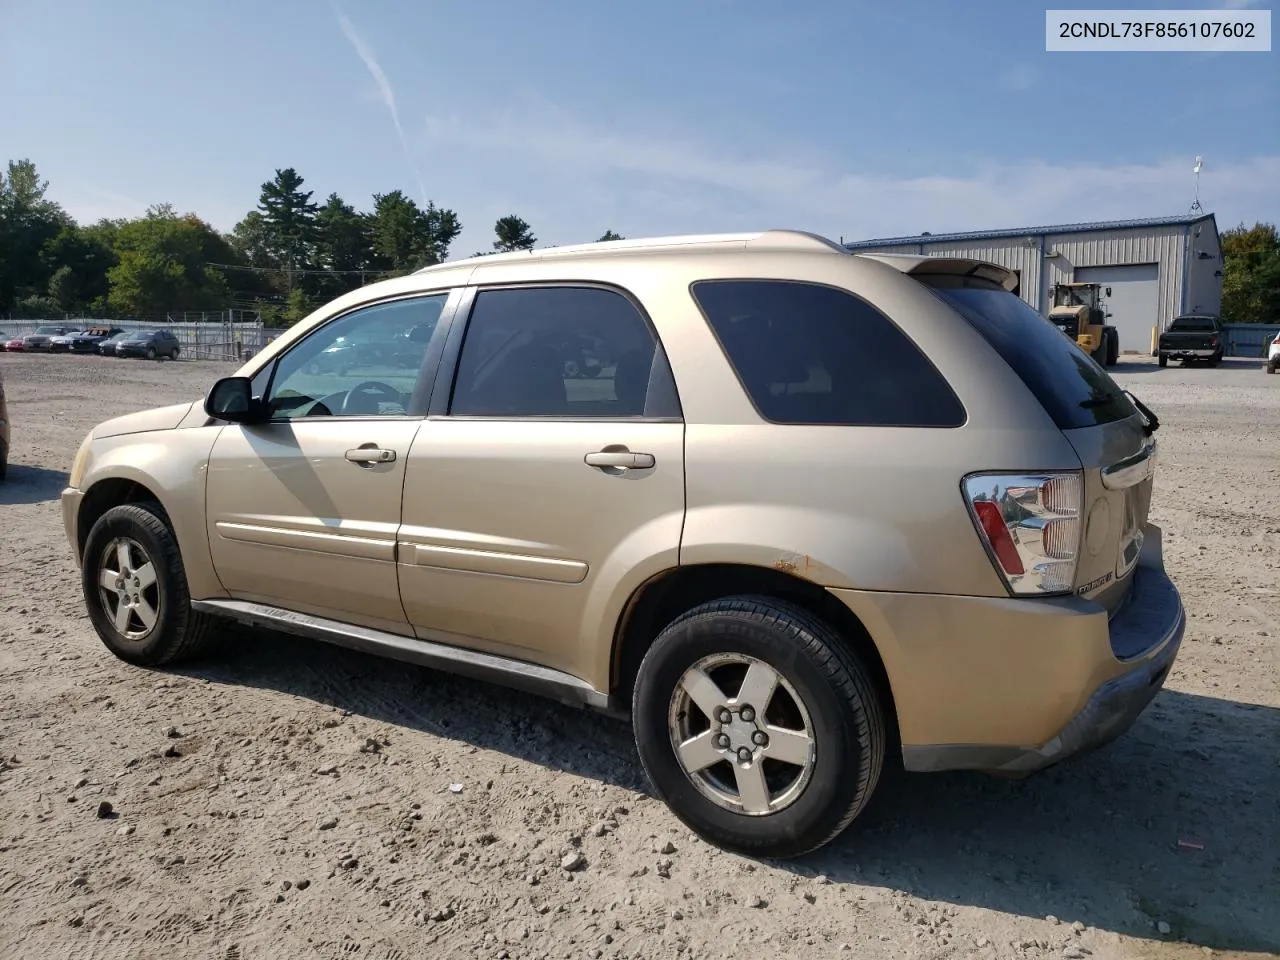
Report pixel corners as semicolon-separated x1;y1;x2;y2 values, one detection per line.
205;376;268;424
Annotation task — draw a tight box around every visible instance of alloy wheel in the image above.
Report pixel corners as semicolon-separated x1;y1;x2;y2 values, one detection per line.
667;653;816;816
96;537;160;641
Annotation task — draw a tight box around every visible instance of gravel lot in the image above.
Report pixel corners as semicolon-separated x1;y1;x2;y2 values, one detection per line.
1;352;1277;960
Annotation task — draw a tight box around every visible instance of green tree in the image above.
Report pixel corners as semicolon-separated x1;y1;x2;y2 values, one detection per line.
256;168;319;290
313;193;372;299
41;225;117;312
282;287;314;325
0;159;73;312
598;230;624;242
1220;222;1280;326
106;205;235;315
493;215;536;252
48;265;78;311
367;191;462;273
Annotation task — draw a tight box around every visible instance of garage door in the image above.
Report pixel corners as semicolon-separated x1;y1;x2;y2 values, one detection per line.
1075;264;1159;354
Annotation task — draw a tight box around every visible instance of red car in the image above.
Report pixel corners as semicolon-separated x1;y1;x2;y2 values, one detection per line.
3;338;25;352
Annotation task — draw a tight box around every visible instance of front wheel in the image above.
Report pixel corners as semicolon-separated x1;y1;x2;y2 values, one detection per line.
633;596;886;859
145;347;156;360
82;502;215;666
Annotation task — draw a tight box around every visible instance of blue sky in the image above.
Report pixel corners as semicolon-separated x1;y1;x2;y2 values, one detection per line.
2;0;1276;257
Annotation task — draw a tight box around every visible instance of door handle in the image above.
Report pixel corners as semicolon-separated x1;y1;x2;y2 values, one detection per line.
584;450;655;470
345;447;397;465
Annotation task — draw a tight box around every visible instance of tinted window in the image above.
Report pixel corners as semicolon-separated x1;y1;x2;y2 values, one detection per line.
267;295;446;419
690;279;964;427
924;276;1137;430
1169;316;1217;331
449;286;680;419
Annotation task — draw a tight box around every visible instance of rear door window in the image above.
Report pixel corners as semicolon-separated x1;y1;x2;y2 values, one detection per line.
922;274;1137;430
689;279;964;427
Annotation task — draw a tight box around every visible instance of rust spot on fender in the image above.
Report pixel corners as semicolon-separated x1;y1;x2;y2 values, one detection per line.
773;553;814;577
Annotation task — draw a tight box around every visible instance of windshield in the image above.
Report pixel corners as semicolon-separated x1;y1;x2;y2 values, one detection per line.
1169;316;1217;331
35;326;62;334
923;275;1137;430
127;330;156;339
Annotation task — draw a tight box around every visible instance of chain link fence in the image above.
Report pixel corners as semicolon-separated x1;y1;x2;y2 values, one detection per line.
0;310;268;361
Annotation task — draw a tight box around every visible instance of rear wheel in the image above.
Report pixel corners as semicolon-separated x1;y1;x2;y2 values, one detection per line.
632;595;885;858
82;502;216;666
1158;353;1168;368
0;438;7;481
1266;357;1278;375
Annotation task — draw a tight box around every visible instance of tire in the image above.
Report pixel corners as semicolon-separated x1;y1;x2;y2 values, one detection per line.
1107;332;1119;367
81;502;216;667
170;347;180;360
0;439;7;481
1266;358;1278;375
1157;353;1167;368
632;595;885;859
145;347;156;360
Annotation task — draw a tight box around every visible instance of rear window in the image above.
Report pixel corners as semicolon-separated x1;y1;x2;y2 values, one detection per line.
1169;316;1217;331
923;275;1137;430
690;279;965;427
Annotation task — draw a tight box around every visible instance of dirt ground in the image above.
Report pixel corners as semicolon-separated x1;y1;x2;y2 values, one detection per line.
1;351;1277;960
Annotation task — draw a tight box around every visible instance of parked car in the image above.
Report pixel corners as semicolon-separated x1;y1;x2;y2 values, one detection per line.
23;324;75;352
1266;331;1280;374
114;329;181;360
64;326;125;354
3;337;24;352
0;365;8;480
47;331;85;353
0;331;9;352
98;332;130;356
1157;314;1223;367
61;230;1182;858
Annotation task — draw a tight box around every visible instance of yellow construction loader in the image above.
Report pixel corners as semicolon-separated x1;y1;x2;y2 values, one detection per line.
1047;282;1119;367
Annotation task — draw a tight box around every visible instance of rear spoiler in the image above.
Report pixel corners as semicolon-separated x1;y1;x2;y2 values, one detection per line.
855;253;1019;292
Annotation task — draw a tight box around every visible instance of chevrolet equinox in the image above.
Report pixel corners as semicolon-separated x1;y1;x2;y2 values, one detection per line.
62;230;1184;857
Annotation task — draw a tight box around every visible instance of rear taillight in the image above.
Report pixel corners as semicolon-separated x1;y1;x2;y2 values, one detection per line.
962;472;1083;596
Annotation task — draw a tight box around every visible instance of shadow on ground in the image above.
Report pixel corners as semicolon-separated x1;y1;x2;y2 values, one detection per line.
0;465;69;505
179;628;1280;954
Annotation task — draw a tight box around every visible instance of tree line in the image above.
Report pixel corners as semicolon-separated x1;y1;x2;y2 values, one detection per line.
3;156;1277;327
0;159;626;326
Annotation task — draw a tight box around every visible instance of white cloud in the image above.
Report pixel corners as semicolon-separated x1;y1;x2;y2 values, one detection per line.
421;98;1280;249
335;9;428;209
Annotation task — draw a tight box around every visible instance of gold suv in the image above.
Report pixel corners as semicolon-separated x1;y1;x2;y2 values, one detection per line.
62;230;1184;857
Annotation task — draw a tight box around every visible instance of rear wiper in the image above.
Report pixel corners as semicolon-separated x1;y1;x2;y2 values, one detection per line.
1079;395;1115;409
1123;390;1160;435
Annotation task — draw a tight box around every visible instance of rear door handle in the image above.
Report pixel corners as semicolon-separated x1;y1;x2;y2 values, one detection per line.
584;450;655;470
346;447;397;465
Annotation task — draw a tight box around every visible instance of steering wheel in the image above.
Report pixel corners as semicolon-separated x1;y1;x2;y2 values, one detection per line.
341;380;403;415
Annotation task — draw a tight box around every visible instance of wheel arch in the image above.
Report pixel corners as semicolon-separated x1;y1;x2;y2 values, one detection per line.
611;563;899;753
76;477;165;559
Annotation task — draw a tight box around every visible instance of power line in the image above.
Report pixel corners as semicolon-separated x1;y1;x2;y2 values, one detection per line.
206;261;398;277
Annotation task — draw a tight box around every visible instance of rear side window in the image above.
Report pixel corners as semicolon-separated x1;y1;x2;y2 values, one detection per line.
923;275;1137;430
690;279;964;427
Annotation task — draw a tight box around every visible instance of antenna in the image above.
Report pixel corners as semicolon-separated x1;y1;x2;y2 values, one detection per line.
1189;155;1204;214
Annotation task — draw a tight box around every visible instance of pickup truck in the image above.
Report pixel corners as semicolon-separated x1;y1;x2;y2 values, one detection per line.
1158;314;1223;367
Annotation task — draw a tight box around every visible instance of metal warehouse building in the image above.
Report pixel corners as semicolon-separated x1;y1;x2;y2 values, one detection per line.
843;214;1223;355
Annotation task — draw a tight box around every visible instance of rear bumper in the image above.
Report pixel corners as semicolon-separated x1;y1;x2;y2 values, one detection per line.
1159;346;1216;358
830;523;1184;775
